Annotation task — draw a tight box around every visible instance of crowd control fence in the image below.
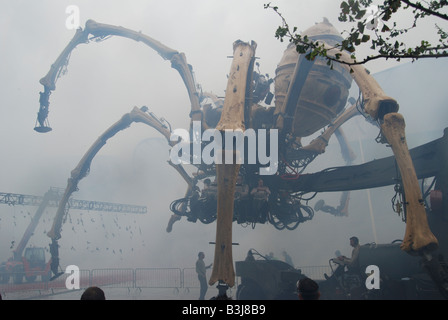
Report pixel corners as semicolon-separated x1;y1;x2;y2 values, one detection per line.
0;265;331;296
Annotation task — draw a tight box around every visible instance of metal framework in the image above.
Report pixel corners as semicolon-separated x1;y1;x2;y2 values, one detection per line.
0;187;147;214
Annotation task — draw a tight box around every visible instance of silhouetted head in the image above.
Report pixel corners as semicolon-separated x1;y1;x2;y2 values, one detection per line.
81;286;106;300
350;236;359;246
297;277;320;300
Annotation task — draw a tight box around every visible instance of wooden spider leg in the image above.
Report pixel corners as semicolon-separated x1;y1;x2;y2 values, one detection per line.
208;40;257;288
39;20;205;233
350;68;438;254
80;21;206;130
330;47;438;254
301;103;360;216
302;102;360;155
316;127;357;216
382;114;438;254
333;128;355;216
165;161;195;233
47;106;180;241
38;20;207;133
307;124;358;217
39;28;89;92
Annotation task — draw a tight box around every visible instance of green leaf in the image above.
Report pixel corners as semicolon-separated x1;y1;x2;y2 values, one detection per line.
355;9;366;19
358;21;365;33
381;24;390;32
341;1;350;14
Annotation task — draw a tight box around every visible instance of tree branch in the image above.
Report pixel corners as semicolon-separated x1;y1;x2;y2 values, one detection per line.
401;0;448;21
265;1;448;68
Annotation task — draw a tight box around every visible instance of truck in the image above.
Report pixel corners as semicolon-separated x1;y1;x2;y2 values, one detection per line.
0;189;57;284
235;249;304;300
0;247;52;284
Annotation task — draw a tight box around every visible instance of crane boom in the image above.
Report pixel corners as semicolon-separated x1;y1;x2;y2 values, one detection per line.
10;189;60;260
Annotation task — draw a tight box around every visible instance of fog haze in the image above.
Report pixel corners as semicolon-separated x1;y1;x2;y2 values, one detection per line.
1;0;447;274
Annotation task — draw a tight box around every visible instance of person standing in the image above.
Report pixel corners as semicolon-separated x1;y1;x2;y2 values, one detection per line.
196;251;212;300
250;178;271;222
282;250;294;267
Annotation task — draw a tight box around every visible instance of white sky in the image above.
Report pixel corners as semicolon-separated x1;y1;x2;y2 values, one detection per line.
0;1;447;275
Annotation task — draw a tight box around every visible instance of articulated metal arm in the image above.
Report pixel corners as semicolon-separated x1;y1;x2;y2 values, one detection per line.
45;106;185;278
302;102;361;155
39;28;88;92
36;20;202;132
47;106;174;241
